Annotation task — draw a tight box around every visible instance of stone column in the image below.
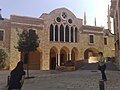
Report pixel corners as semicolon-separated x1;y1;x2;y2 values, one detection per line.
58;53;60;66
69;51;72;60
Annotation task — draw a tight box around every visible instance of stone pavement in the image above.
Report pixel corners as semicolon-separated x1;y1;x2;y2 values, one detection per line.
0;62;120;90
21;70;120;90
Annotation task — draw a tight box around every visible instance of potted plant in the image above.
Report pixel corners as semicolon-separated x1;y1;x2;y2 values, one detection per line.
65;60;75;66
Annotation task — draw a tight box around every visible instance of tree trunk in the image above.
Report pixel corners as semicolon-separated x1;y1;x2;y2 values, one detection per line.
24;53;29;78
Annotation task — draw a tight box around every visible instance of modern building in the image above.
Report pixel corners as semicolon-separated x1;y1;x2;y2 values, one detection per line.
0;8;115;70
110;0;120;69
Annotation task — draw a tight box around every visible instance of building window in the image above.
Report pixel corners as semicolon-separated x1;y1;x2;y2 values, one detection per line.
55;25;58;41
104;38;107;45
56;17;61;23
65;25;69;42
60;24;64;41
71;27;73;42
89;34;94;44
50;24;54;41
75;27;77;42
68;19;72;24
0;30;4;41
61;12;67;20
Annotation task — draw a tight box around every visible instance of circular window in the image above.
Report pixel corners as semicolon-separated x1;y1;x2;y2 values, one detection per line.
68;19;72;24
56;17;61;22
61;12;67;20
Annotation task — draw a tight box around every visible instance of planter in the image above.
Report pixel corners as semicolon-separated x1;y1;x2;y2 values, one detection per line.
65;60;75;66
56;66;75;71
65;66;75;71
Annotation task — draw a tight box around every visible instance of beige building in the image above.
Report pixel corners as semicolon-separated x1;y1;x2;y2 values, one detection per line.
0;8;115;70
110;0;120;68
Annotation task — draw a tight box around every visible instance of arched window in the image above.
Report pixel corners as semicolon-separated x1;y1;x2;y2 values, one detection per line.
65;25;69;42
71;27;73;42
50;24;54;41
55;25;58;41
75;27;77;42
0;30;4;41
60;24;64;41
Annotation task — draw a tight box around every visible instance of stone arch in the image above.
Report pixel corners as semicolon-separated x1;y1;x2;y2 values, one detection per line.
71;47;79;61
50;46;58;70
84;47;99;60
60;46;69;65
61;46;69;52
47;8;77;19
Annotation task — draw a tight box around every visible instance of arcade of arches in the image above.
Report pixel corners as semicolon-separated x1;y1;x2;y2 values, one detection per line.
21;47;99;70
50;46;79;70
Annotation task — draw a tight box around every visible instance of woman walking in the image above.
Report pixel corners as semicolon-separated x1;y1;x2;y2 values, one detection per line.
98;52;107;81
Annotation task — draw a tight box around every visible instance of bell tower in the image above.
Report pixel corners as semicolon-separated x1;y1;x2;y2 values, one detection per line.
107;5;111;30
84;12;87;25
94;17;96;26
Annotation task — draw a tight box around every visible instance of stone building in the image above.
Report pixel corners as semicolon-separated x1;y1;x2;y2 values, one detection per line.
110;0;120;68
0;8;115;70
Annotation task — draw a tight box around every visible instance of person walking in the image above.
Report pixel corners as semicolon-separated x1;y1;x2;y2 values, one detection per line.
98;52;107;81
8;60;26;90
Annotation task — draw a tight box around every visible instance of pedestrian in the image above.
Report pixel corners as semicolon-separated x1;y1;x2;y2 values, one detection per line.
8;60;26;90
98;52;107;81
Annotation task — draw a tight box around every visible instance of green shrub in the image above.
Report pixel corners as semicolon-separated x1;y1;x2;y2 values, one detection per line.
0;49;9;69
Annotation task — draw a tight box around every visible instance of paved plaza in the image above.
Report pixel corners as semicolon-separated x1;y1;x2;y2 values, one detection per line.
0;62;120;90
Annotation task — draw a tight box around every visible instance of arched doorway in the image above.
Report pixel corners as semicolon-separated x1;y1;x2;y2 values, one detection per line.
21;50;42;70
60;47;69;66
84;48;99;60
84;48;99;63
50;47;58;70
71;47;79;61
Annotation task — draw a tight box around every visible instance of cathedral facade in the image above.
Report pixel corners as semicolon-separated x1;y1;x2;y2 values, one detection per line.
0;8;115;70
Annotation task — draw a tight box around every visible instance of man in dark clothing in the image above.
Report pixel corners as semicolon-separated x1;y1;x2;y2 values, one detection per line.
8;61;26;90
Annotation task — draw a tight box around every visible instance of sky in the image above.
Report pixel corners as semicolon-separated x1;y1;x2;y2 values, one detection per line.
0;0;112;30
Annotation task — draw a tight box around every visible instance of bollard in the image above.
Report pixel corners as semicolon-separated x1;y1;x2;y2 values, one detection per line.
99;80;105;90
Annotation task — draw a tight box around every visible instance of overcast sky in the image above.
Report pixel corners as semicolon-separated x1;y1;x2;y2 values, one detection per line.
0;0;112;29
